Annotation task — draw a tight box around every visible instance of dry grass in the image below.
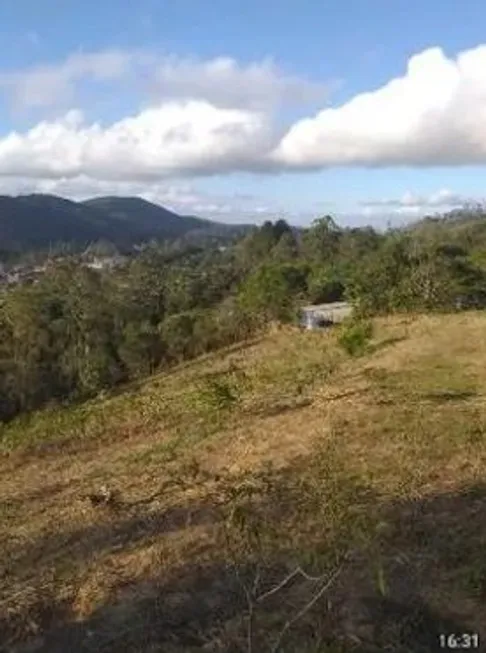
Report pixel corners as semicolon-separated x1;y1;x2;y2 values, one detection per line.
2;313;486;651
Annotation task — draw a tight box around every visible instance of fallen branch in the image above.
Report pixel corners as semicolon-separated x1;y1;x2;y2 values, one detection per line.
269;564;344;653
256;566;327;603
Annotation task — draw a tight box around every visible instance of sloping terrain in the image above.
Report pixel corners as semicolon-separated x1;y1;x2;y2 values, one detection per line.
83;196;213;240
0;194;121;252
0;194;249;254
84;196;253;245
2;314;486;651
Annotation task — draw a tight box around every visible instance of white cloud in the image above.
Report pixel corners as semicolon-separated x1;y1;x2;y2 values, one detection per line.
151;56;326;110
0;49;326;112
360;188;485;218
0;102;275;180
2;43;486;189
0;50;144;109
0;176;205;208
0;174;282;223
273;45;486;168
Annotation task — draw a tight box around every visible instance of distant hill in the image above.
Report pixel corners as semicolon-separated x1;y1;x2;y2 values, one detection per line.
84;196;253;245
0;194;118;252
83;196;213;240
0;194;253;255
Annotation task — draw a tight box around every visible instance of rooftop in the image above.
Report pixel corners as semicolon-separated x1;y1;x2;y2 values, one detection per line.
300;301;351;313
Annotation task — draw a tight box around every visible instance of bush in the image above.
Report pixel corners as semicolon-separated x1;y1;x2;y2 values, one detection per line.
338;319;373;357
196;376;240;413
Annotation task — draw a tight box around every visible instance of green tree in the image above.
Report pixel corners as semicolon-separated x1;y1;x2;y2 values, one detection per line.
238;262;308;323
302;215;341;264
272;230;299;263
119;321;165;376
307;265;344;304
236;220;290;271
346;235;415;314
160;312;197;362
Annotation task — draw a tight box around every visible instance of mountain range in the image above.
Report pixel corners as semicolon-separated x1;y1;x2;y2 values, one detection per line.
0;194;253;255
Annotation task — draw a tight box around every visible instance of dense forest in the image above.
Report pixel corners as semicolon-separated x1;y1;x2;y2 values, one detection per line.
2;209;486;423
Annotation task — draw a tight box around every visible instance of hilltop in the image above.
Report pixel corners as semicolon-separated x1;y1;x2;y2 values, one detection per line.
0;194;252;255
2;312;486;651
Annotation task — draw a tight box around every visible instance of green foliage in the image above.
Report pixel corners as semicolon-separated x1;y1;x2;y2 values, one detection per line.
302;215;341;263
346;232;486;315
306;265;344;304
236;219;295;271
3;210;486;426
338;319;374;357
118;321;165;376
238;262;308;323
159;312;198;362
272;230;299;262
346;235;413;314
196;375;240;413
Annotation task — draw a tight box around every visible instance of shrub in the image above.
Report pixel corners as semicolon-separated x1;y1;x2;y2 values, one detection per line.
338;319;373;357
196;375;240;413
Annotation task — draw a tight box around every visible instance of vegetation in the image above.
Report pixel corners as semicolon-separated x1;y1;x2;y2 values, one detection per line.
0;193;251;256
3;206;486;650
3;208;486;423
2;314;486;651
337;318;374;356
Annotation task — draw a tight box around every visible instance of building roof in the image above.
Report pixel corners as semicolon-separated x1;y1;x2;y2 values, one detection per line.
301;301;351;313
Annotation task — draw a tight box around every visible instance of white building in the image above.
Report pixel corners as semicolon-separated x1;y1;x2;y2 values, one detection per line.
300;302;353;329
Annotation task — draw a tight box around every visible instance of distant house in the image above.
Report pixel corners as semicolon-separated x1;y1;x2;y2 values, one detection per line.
85;255;127;271
300;302;353;330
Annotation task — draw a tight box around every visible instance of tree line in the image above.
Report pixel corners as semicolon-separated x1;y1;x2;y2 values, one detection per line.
2;211;486;422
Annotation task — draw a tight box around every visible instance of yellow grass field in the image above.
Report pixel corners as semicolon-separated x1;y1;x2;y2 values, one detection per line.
2;312;486;652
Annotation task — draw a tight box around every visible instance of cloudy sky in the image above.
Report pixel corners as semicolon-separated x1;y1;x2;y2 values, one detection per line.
1;0;486;226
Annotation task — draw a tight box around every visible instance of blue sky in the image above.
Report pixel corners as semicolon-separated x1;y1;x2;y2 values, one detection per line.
1;0;486;226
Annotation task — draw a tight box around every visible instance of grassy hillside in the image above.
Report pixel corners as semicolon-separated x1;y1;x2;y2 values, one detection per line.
2;313;486;651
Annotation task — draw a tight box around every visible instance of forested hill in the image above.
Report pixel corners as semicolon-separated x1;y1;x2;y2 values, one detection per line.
0;193;251;254
83;196;213;238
